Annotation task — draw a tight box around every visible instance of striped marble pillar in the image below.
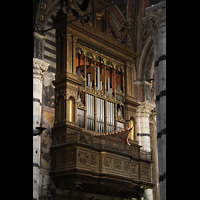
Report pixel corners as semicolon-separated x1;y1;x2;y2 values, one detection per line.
136;102;155;200
144;1;166;199
33;58;49;200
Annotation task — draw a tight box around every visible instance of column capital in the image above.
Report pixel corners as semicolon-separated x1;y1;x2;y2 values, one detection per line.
136;101;155;117
142;1;166;34
33;58;50;79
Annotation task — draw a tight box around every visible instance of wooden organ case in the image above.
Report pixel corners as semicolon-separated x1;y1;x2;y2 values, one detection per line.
51;1;154;199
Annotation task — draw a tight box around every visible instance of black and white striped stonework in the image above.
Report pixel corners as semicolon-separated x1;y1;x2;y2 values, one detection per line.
154;24;166;200
43;12;57;74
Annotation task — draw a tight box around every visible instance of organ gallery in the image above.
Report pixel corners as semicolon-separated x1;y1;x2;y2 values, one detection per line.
33;0;164;200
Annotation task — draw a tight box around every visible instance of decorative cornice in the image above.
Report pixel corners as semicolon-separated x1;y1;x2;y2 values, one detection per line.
142;1;166;34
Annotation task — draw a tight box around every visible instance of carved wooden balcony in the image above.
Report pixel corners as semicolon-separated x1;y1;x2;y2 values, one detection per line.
50;126;154;198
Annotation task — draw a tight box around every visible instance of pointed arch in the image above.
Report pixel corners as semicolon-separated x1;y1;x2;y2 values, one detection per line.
138;35;153;80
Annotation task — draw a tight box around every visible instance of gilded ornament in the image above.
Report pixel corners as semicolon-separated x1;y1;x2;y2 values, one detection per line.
39;15;44;21
41;2;46;9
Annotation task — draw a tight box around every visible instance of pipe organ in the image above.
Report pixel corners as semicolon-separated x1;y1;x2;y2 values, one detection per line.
54;26;137;138
74;47;130;134
51;5;154;199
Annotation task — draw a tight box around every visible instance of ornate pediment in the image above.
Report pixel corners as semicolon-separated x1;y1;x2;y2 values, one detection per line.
94;126;134;145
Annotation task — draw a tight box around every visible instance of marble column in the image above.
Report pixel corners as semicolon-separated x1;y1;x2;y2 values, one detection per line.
136;102;155;151
33;58;49;200
143;1;166;200
136;101;155;200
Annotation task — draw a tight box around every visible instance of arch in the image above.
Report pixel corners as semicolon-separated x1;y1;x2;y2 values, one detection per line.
143;44;154;80
138;35;153;80
68;96;75;123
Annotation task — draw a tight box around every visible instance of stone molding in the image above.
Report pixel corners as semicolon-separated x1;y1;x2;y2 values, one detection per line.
33;32;47;41
142;1;166;34
33;58;50;79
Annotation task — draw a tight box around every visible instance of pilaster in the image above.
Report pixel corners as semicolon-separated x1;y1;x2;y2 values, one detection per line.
73;36;78;74
33;58;49;129
33;32;47;60
67;34;72;72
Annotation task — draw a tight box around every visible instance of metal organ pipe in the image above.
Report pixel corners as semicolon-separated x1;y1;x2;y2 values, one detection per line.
87;94;94;130
92;95;94;130
107;101;114;133
102;99;104;133
96;97;105;133
107;77;110;95
96;67;100;91
87;74;90;87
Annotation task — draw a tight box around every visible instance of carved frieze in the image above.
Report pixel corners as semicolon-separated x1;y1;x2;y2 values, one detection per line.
57;150;75;166
78;151;89;165
91;155;97;167
131;164;137;175
124;161;130;173
103;157;112;168
141;166;150;178
114;159;122;171
53;132;66;145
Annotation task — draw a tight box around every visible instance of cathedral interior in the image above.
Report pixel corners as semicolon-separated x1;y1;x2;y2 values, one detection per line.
33;0;166;200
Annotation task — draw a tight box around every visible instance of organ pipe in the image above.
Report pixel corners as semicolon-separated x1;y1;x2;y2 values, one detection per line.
107;101;114;132
87;94;94;131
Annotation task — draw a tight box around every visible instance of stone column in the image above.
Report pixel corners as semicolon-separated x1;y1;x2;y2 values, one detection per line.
135;111;142;145
136;101;155;200
143;1;166;200
33;58;49;200
136;102;155;151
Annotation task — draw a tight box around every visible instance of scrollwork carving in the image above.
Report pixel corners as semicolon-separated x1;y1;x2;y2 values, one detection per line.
103;157;112;168
57;151;75;165
78;151;89;165
124;161;130;172
91;155;97;166
141;166;150;178
114;159;122;170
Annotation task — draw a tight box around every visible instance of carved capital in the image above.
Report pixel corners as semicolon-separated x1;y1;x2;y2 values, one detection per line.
136;101;155;117
142;1;166;34
33;58;49;79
